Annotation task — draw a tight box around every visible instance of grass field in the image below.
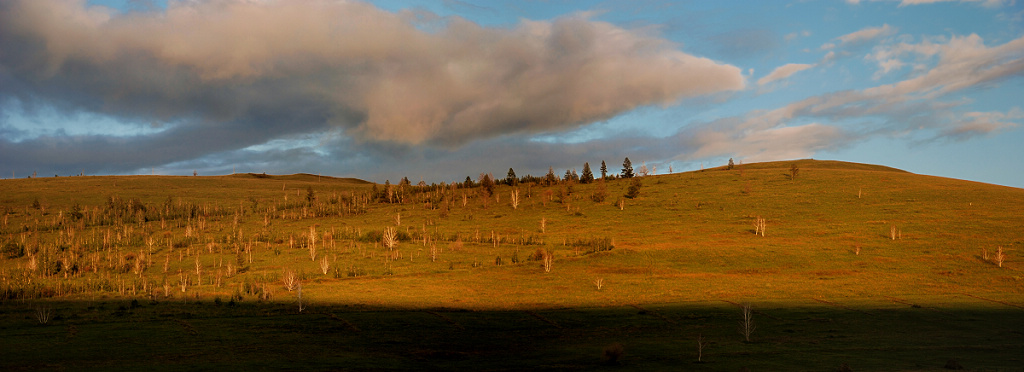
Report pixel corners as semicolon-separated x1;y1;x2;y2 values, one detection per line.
1;159;1022;370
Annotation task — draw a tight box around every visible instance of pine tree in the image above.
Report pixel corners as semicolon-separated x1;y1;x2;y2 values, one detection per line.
545;167;557;186
506;168;517;186
728;158;735;170
621;157;634;178
581;162;594;184
480;173;495;196
600;161;608;180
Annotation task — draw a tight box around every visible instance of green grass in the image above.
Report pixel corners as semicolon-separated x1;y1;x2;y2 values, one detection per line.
1;160;1022;370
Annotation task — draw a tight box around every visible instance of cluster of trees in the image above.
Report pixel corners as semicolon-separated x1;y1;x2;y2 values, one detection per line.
373;157;654;201
495;157;642;189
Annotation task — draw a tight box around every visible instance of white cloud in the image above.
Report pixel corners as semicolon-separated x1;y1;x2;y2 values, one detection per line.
0;0;745;152
685;32;1024;161
757;63;816;85
847;0;1009;7
899;0;1008;7
936;108;1022;141
785;30;812;42
836;24;896;46
862;34;1024;100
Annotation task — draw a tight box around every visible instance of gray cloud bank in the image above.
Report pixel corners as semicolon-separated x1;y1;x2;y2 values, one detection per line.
0;0;744;176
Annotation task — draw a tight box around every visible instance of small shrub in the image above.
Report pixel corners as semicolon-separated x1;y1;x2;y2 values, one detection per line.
530;248;546;261
1;242;24;259
591;180;608;203
570;237;614;254
68;203;84;220
358;230;383;243
624;178;642;199
347;266;366;277
602;343;624;365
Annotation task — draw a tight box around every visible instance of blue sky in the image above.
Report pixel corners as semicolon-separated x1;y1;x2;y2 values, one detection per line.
1;0;1022;187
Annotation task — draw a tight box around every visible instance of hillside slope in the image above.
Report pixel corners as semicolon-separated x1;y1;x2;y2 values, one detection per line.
2;160;1022;370
1;159;1020;307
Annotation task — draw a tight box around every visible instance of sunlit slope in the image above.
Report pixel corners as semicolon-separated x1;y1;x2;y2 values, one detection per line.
0;173;370;207
306;159;1024;308
0;160;1021;309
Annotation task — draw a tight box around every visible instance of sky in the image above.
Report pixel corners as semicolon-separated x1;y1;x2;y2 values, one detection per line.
1;0;1022;187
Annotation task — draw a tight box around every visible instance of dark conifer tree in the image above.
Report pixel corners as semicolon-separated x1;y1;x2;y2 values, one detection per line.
581;162;594;184
545;167;557;186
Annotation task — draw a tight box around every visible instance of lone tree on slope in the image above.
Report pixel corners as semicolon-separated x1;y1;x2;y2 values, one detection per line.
621;157;634;178
580;162;594;184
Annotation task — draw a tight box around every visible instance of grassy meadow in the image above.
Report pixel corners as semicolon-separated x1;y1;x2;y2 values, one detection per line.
1;159;1022;370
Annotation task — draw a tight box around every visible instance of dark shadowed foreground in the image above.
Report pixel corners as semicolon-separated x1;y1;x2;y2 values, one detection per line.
3;299;1022;371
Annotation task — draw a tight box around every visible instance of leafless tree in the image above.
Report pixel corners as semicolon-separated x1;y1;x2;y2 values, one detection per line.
319;256;330;275
282;269;298;291
739;303;756;342
383;227;398;250
890;224;901;240
754;217;766;237
696;334;708;362
34;306;53;325
308;226;317;261
194;257;202;285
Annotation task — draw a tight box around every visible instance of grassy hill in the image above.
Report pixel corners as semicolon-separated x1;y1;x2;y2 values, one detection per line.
1;160;1021;370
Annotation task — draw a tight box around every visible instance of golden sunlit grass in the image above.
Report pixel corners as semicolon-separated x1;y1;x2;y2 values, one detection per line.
1;160;1022;370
